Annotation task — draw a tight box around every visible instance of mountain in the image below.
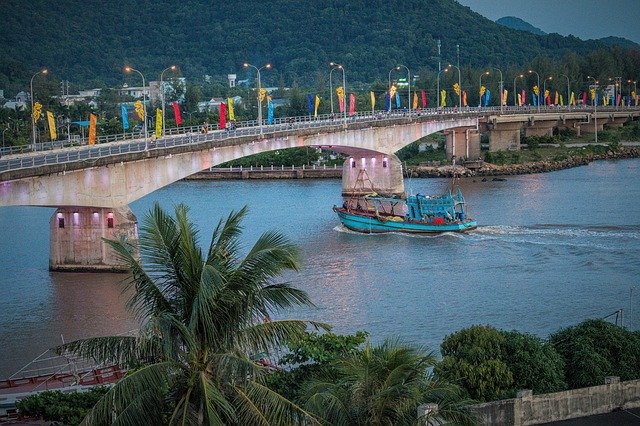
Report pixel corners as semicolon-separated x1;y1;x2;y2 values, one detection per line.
598;36;640;49
496;16;546;36
0;0;638;93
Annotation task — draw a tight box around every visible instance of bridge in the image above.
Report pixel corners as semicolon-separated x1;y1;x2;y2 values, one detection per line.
1;106;638;271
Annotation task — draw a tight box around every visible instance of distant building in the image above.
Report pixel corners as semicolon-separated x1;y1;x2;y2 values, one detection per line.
197;96;243;113
228;74;237;88
2;91;29;110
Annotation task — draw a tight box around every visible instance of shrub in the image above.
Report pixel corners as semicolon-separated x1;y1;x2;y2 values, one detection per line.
16;387;109;425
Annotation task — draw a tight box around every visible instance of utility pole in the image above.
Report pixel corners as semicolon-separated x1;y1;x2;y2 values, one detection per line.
456;44;460;69
437;39;441;72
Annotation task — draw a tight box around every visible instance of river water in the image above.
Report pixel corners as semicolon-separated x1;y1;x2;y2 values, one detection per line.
1;159;639;377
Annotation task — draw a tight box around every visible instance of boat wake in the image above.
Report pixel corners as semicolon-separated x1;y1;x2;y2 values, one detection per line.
333;224;468;239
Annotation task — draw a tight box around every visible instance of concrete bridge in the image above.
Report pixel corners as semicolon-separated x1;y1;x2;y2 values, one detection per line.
0;106;638;271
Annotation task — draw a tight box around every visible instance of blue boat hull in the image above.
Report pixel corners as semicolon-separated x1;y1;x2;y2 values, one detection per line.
334;208;477;234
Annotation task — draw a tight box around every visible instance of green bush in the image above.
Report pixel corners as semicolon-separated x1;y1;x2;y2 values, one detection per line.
16;387;109;425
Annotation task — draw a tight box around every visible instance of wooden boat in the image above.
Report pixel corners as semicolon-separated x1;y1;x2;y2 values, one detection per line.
333;188;477;234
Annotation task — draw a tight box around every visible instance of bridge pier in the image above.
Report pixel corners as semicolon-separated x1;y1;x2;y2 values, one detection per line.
342;153;404;197
49;206;138;272
445;129;481;161
524;121;556;138
488;122;521;151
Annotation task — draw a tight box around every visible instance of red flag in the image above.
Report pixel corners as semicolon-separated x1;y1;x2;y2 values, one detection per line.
348;93;356;116
462;90;467;107
582;91;587;105
521;89;526;105
219;102;226;130
172;101;182;126
421;90;427;108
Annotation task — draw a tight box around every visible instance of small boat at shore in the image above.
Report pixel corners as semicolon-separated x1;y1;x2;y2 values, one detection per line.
333;188;477;234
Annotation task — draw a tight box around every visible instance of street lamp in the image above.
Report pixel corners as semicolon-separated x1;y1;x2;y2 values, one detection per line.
513;74;524;107
244;62;271;133
628;80;637;106
30;68;48;150
436;67;449;108
478;71;489;107
543;76;553;107
559;74;570;108
528;70;541;112
160;65;177;137
329;64;341;115
448;64;462;109
124;66;148;149
330;62;347;126
587;76;599;143
395;65;411;113
490;67;504;113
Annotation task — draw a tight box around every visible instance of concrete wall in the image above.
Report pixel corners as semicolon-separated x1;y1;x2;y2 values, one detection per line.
470;378;640;425
445;129;481;160
341;154;404;197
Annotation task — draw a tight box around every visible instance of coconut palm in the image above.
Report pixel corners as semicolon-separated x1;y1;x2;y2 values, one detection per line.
59;202;327;425
302;339;477;426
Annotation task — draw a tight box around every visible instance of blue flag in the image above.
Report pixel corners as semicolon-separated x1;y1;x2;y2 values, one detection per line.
267;99;274;125
385;93;391;111
595;93;599;105
121;104;129;130
307;94;313;115
484;89;491;107
395;92;401;108
532;93;538;106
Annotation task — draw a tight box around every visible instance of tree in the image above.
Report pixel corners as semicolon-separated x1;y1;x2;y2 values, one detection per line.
184;84;202;113
302;339;476;426
59;203;328;425
550;319;640;389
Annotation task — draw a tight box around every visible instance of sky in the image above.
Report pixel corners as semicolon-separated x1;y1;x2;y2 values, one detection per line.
456;0;640;44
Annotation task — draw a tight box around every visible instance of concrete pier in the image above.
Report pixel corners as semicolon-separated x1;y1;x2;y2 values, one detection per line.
341;153;404;197
49;206;138;272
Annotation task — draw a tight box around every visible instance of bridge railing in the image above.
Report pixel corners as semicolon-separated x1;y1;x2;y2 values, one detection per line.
1;105;638;174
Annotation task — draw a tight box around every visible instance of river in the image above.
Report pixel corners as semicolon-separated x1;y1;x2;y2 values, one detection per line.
1;159;639;377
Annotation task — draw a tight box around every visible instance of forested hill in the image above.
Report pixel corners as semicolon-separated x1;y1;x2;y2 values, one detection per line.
0;0;636;91
496;17;546;36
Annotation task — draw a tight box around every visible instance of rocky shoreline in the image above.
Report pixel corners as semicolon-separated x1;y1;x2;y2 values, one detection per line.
408;147;640;178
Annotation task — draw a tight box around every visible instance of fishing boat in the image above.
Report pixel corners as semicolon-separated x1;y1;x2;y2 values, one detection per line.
333;188;477;234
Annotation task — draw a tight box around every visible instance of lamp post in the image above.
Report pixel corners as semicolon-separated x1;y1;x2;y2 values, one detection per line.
243;62;271;133
125;66;148;149
448;64;462;109
436;67;450;108
587;76;598;143
478;71;489;107
543;76;553;107
329;65;340;115
330;62;347;126
30;68;48;150
160;65;177;137
559;74;570;108
513;74;524;107
528;70;541;112
396;65;411;113
628;80;637;106
490;67;504;113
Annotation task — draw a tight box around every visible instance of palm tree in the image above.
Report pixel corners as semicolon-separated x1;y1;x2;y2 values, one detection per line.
59;202;328;425
302;339;477;426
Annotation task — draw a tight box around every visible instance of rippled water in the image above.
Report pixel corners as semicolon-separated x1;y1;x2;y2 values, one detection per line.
1;159;638;376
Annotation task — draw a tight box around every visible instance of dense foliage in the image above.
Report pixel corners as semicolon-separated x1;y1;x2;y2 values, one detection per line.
550;319;640;389
16;387;109;425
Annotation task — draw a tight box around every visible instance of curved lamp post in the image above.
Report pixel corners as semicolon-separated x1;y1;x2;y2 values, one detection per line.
559;74;570;108
587;76;599;143
448;64;462;109
160;65;177;136
479;71;489;107
329;64;340;115
528;70;541;113
330;62;347;126
436;66;452;108
125;66;148;149
30;68;48;150
543;76;553;107
243;62;271;133
396;65;411;113
489;67;503;113
513;74;524;107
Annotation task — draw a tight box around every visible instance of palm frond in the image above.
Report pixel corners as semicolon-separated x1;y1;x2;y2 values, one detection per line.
198;370;236;425
257;283;316;311
206;206;248;267
187;263;226;347
237;320;330;355
57;336;140;366
233;231;300;286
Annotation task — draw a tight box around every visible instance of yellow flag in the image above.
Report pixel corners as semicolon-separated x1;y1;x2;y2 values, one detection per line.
570;92;576;106
440;90;447;107
517;93;522;106
155;108;162;138
134;100;144;120
413;92;418;109
258;88;267;102
88;113;97;145
453;83;460;96
560;95;564;106
533;85;539;96
47;111;57;140
314;95;320;118
590;88;596;100
33;101;42;122
502;89;508;106
370;91;375;112
227;97;235;120
389;85;397;99
479;85;486;97
554;91;559;105
336;86;344;102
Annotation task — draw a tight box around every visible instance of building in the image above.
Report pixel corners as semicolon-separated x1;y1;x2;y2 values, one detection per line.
2;91;29;110
197;96;243;113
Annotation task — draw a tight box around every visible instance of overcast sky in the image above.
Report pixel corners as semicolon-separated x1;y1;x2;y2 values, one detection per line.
456;0;640;43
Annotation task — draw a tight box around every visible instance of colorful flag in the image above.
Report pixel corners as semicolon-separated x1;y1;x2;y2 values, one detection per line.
440;89;447;107
134;100;144;120
47;111;57;140
544;90;550;105
532;92;538;106
582;91;587;105
314;95;320;118
32;101;42;122
616;94;621;106
517;93;522;106
570;92;576;106
453;83;460;96
172;101;182;125
349;93;355;116
258;88;266;102
88;113;97;145
267;97;274;124
227;97;235;121
554;91;559;105
336;86;345;113
121;105;129;130
395;92;400;108
370;91;375;112
484;89;491;107
421;90;427;108
219;102;226;129
462;90;468;107
521;89;526;105
389;85;397;100
560;95;564;106
155;108;162;138
502;89;508;106
385;93;391;112
307;94;313;115
413;92;418;110
479;85;486;107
